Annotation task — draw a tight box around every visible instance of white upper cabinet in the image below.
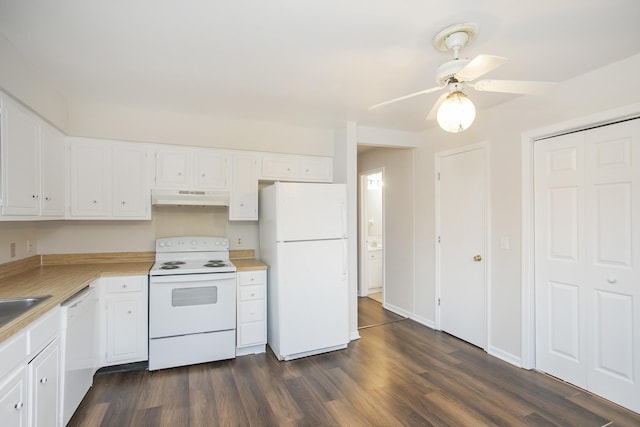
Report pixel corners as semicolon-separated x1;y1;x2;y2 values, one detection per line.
229;153;259;221
112;143;151;218
0;93;67;219
0;94;40;216
69;138;111;217
260;153;332;182
155;146;228;190
39;123;66;217
68;138;152;219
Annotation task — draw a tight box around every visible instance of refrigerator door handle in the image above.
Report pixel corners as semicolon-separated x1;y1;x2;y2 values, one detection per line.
341;201;347;238
342;239;348;277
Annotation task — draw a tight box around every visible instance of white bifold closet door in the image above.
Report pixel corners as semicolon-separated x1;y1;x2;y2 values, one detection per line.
534;118;640;413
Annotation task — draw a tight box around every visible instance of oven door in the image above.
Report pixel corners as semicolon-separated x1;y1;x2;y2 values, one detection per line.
149;272;236;338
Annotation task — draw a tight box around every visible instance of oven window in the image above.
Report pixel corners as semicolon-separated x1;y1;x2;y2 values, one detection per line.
172;286;218;307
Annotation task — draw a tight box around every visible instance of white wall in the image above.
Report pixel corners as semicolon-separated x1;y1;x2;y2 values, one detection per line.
68;101;335;156
334;122;360;341
0;33;68;132
358;147;415;316
411;53;640;362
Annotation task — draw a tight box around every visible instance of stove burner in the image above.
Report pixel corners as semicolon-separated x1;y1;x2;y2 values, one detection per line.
160;265;180;270
204;260;227;268
162;261;186;266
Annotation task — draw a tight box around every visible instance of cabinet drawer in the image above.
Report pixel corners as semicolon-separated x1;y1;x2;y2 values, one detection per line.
238;271;265;286
105;276;145;293
238;321;266;347
0;332;27;379
239;285;265;301
28;307;60;357
239;300;265;323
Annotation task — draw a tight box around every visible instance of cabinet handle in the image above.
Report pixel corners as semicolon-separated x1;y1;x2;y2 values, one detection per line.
607;277;617;284
92;200;98;204
32;194;37;199
45;196;51;201
127;310;132;314
250;292;255;297
202;173;206;177
122;284;127;288
178;172;182;176
14;401;23;410
40;377;48;384
121;201;126;205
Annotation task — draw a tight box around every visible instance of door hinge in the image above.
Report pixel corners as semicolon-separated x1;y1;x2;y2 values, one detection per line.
437;172;440;180
437;236;441;243
438;298;441;306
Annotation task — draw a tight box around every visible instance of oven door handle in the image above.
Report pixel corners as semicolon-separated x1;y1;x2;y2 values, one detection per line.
150;272;237;283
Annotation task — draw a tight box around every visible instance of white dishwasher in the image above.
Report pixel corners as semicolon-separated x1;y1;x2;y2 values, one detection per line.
59;285;98;426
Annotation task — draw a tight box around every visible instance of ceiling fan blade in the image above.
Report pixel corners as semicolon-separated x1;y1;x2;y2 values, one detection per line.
426;92;449;121
369;86;443;110
471;79;557;95
456;54;507;81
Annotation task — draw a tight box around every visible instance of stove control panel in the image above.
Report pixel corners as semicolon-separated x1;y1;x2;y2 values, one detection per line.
156;236;229;252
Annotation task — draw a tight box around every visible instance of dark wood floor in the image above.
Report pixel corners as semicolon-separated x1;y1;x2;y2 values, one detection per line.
69;299;640;426
358;296;405;329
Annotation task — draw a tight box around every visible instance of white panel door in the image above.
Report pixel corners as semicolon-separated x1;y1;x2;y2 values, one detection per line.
437;146;487;349
277;239;349;358
584;120;640;412
276;183;347;242
535;118;640;413
534;133;587;387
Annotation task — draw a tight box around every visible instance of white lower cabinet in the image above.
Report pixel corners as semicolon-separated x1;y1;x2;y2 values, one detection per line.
236;270;267;355
99;276;148;366
28;339;59;427
0;307;59;427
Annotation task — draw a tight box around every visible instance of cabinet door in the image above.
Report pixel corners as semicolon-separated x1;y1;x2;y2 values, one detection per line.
194;150;228;190
69;138;111;217
300;156;333;182
106;292;148;364
112;144;150;218
261;155;298;180
229;155;258;220
0;365;27;427
155;148;190;188
40;123;66;217
29;340;59;427
1;95;40;215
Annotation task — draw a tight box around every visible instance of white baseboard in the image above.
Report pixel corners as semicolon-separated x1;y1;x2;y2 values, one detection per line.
350;329;361;341
382;302;413;319
488;345;522;368
410;314;436;329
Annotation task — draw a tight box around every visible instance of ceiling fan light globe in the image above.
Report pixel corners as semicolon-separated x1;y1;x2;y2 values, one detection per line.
437;91;476;133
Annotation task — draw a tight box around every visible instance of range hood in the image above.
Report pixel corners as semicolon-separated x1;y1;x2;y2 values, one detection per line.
151;189;229;206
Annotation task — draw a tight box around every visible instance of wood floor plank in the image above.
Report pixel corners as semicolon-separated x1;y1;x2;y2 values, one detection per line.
68;300;640;427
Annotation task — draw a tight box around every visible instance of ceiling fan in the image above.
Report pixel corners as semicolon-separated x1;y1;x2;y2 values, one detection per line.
369;22;557;133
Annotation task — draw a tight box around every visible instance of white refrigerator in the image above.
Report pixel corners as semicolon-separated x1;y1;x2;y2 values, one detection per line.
259;182;349;360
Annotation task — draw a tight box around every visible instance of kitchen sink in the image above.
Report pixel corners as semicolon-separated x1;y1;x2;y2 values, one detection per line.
0;295;52;328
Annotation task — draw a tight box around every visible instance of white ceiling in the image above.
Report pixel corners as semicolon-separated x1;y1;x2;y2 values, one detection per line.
0;0;639;131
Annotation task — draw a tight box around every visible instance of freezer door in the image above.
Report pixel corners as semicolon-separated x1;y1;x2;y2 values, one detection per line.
276;239;349;358
276;183;347;242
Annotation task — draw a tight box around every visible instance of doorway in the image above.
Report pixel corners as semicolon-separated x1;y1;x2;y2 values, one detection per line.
359;169;384;303
435;143;489;349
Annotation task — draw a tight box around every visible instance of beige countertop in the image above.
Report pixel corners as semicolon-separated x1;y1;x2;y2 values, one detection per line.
231;258;268;272
0;253;268;345
0;262;152;344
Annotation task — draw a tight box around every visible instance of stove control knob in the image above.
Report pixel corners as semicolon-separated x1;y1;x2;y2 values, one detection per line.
191;240;197;245
166;242;172;247
158;242;164;248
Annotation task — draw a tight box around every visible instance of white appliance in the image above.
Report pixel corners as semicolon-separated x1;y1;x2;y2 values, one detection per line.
148;236;237;371
59;286;98;426
259;182;349;361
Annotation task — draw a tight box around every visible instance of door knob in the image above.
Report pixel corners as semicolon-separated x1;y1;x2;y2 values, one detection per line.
473;255;482;262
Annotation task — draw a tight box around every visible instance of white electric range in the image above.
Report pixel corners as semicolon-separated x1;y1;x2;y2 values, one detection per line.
148;236;237;371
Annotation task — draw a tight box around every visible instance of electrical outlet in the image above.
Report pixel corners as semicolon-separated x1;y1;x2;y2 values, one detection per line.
26;240;33;253
236;236;243;246
10;242;16;258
